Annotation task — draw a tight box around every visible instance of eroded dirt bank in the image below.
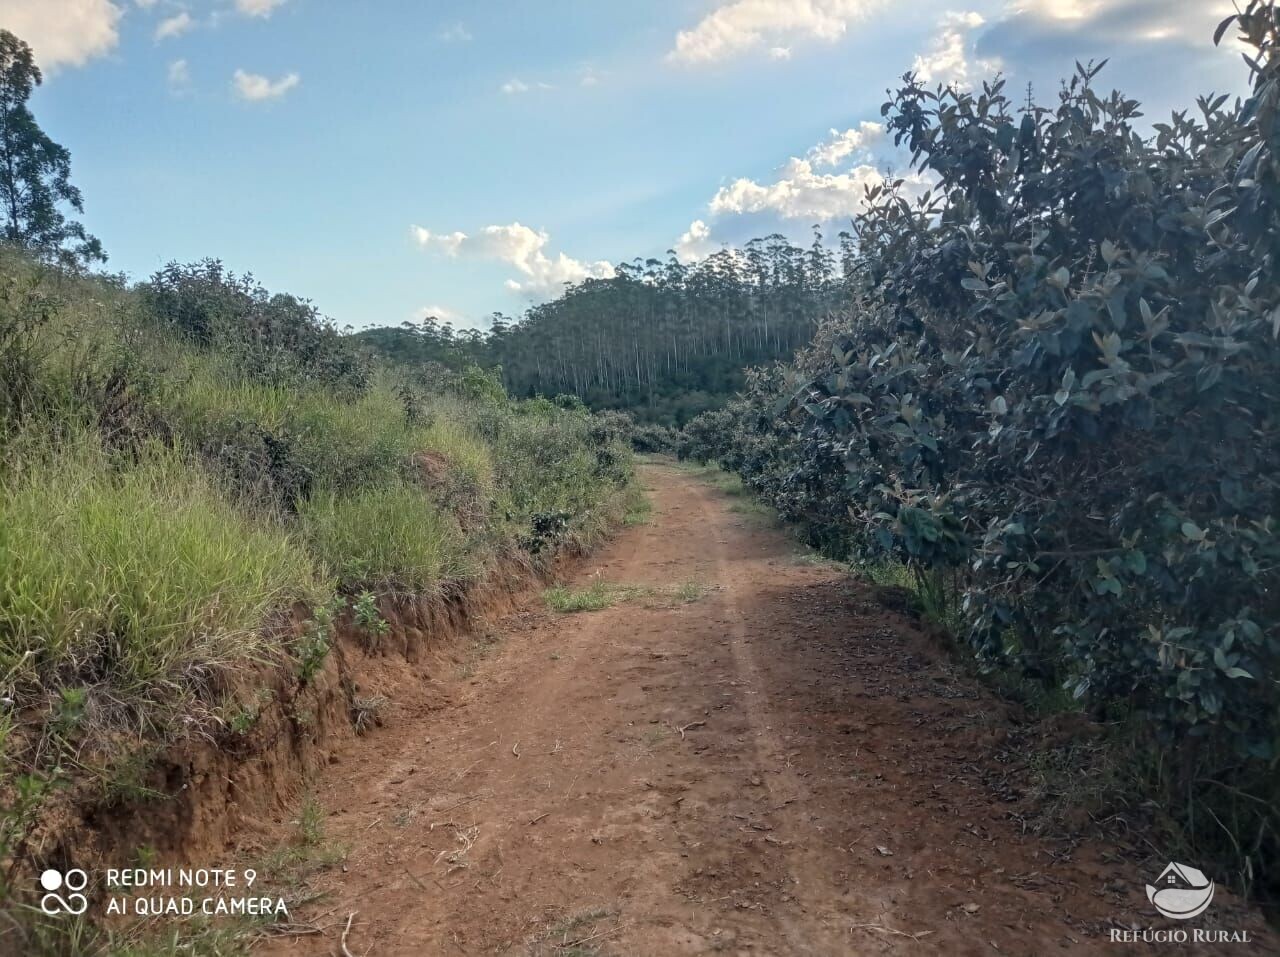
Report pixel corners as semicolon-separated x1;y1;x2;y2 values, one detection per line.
257;464;1274;955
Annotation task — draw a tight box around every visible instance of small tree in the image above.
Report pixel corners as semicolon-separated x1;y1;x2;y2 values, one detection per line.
0;30;104;267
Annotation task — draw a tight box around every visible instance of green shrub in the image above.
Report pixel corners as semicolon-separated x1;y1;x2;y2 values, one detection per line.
142;259;367;391
493;403;629;521
630;421;678;455
687;6;1280;900
351;591;389;637
411;409;497;526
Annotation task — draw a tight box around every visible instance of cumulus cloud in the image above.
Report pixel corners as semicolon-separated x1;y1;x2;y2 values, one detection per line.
701;118;933;227
667;0;886;65
674;220;718;262
768;46;792;61
155;11;193;41
233;68;300;101
0;0;123;70
411;223;615;296
912;11;1000;88
235;0;288;17
710;157;899;220
807;121;884;167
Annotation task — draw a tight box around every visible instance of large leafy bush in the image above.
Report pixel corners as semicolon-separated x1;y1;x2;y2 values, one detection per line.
685;4;1280;894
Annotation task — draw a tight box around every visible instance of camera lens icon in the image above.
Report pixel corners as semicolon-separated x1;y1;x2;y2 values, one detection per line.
39;868;89;915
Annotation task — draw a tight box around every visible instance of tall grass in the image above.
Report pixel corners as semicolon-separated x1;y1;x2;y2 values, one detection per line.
0;430;325;716
416;413;495;497
298;483;476;592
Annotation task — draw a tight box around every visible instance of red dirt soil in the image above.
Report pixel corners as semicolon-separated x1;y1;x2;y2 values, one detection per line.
254;463;1275;956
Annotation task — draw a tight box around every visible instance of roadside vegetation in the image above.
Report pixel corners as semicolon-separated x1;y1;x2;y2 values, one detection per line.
679;5;1280;910
0;244;633;922
0;29;633;944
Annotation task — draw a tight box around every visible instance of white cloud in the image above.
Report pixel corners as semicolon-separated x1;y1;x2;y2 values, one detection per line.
232;68;300;101
768;46;792;60
709;157;896;220
438;22;472;42
411;222;615;296
415;304;463;325
807;121;884;167
155;11;193;41
667;0;886;65
674;220;718;262
703;119;932;223
912;11;999;88
235;0;288;17
134;0;158;7
0;0;123;70
501;78;554;94
580;67;601;87
410;226;466;254
167;57;190;88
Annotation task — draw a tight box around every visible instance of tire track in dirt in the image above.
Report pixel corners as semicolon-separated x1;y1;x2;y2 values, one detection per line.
255;463;1275;956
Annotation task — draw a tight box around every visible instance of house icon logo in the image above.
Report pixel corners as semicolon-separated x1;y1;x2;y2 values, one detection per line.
1145;862;1214;920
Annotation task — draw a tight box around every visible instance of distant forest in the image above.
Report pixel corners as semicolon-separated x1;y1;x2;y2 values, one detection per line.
355;231;854;424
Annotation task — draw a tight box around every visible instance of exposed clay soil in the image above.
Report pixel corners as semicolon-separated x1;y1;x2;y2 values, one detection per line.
254;464;1275;956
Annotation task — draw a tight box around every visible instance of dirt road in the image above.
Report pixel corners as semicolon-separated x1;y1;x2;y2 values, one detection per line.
258;463;1268;955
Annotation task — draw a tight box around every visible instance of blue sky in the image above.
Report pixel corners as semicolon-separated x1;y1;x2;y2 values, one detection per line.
2;0;1246;330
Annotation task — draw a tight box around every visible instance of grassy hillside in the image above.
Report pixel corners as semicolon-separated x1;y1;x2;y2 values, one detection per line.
0;249;633;935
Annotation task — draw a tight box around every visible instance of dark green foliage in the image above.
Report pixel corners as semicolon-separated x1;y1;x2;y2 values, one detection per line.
630;421;679;455
351;317;487;374
521;510;572;554
0;31;103;267
197;416;313;512
491;237;838;424
685;8;1280;899
144;259;369;391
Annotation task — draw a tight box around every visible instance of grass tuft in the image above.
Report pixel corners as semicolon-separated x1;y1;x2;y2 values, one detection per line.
622;485;652;526
544;579;710;613
544;581;617;613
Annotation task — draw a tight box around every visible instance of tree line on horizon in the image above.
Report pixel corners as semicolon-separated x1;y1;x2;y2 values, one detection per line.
358;230;861;426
